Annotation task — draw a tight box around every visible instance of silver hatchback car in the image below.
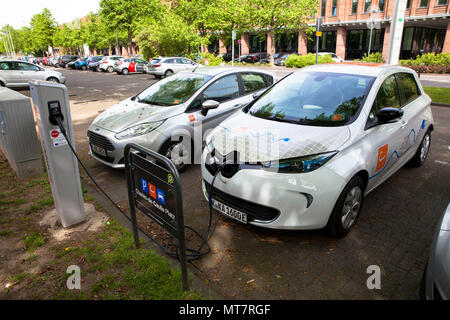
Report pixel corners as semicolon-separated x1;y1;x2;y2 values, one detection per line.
146;57;198;79
0;60;65;87
87;67;276;170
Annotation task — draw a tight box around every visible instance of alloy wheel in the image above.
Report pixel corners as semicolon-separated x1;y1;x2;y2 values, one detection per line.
341;186;362;229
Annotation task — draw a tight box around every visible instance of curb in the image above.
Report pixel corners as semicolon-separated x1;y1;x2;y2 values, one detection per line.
431;102;450;108
80;179;224;300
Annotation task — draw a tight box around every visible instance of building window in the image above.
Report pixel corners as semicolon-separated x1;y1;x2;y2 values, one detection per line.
321;0;326;17
352;0;358;14
364;0;371;13
419;0;428;7
379;0;385;11
407;0;411;8
332;0;337;16
438;0;447;5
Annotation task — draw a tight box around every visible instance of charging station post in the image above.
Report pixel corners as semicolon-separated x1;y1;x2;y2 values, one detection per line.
29;81;86;228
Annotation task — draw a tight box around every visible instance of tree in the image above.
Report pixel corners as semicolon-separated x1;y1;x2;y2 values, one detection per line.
99;0;165;55
136;12;204;58
30;8;56;55
251;0;318;64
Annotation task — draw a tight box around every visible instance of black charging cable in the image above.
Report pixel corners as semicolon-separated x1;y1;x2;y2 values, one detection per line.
55;116;212;261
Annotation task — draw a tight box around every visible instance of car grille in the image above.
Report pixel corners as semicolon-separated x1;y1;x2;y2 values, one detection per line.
87;131;115;151
204;180;280;223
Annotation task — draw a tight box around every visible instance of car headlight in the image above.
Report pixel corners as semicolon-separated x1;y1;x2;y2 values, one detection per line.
263;151;338;173
114;121;163;140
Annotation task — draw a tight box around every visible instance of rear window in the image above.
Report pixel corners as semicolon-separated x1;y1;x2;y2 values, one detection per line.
241;73;270;94
0;62;12;70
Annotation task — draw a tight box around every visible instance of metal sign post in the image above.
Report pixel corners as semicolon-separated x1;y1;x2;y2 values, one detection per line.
315;18;322;65
232;29;236;67
124;143;188;291
387;0;408;65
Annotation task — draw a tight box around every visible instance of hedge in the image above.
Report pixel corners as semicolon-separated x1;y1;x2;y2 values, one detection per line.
285;53;334;68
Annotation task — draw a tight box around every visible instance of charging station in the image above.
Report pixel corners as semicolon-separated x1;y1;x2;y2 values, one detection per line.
29;80;86;228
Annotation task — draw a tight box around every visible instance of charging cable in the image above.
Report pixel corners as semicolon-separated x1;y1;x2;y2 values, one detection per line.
55;115;212;261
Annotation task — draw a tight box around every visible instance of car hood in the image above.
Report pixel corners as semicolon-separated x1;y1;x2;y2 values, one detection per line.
209;112;350;162
91;98;185;133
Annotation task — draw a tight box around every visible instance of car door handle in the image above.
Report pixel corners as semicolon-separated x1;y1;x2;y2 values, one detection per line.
401;120;408;128
232;103;243;109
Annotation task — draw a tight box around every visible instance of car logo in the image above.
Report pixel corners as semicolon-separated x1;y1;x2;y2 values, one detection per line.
168;174;174;184
376;144;389;172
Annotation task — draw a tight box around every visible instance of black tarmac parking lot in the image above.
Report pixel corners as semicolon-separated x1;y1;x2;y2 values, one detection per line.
19;67;450;299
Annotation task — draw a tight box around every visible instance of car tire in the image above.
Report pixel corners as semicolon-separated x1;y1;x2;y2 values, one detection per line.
154;75;162;79
0;81;5;87
121;68;129;75
159;139;192;173
46;77;59;83
164;70;173;78
326;175;365;238
96;66;101;72
408;130;431;168
107;66;114;73
81;65;87;71
420;263;428;300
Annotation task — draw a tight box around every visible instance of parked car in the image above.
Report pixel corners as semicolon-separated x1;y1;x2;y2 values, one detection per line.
56;55;79;68
244;52;271;64
274;53;298;66
99;56;124;73
146;57;198;79
201;65;433;236
74;57;91;70
85;56;104;72
87;68;276;170
318;52;344;62
0;60;66;87
114;57;148;75
66;60;78;69
47;57;59;67
421;202;450;300
217;52;239;62
237;54;249;63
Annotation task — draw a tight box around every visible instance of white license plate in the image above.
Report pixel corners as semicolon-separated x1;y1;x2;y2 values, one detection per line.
91;144;107;157
212;199;247;224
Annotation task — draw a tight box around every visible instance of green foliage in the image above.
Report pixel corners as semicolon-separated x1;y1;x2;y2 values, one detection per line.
285;53;334;68
400;53;450;74
423;87;450;105
356;52;384;63
23;232;45;251
136;12;205;58
29;8;56;55
188;52;225;66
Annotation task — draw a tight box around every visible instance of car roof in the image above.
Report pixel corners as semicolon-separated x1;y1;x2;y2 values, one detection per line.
300;64;415;77
193;66;274;77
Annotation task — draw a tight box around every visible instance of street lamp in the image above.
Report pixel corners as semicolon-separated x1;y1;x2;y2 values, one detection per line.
367;7;381;55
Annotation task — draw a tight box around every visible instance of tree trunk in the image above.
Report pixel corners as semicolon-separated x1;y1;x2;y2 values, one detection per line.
128;30;133;56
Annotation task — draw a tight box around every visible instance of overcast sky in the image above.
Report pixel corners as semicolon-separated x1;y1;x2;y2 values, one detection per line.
0;0;100;28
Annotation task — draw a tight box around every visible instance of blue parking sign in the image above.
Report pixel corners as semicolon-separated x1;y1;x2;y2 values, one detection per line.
141;178;149;195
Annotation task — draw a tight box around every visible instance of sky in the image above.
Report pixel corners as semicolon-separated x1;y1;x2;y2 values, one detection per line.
0;0;100;28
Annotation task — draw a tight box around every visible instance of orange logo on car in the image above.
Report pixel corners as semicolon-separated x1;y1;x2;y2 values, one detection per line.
376;144;389;172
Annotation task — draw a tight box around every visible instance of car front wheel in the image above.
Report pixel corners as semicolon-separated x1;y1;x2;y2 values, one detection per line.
121;68;129;75
326;175;364;237
46;77;59;83
107;66;114;73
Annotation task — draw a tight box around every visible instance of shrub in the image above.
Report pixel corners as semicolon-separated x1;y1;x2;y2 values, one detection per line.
187;52;224;66
285;53;334;68
399;53;450;74
356;52;383;63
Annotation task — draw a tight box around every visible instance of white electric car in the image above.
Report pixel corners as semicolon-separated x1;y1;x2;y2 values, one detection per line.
201;64;433;237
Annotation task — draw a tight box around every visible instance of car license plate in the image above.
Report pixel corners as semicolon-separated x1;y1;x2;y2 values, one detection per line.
212;199;247;224
91;144;107;157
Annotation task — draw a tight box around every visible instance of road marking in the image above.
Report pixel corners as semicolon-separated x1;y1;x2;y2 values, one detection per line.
434;160;450;166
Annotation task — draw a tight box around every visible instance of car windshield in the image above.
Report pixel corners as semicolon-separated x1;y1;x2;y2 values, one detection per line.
248;71;375;127
137;73;212;106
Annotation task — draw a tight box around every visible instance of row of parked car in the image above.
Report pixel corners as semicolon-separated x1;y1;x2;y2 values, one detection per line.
40;54;201;78
216;51;344;66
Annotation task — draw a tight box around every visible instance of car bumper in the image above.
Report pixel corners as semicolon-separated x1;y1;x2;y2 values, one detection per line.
200;149;345;230
146;69;164;76
59;76;66;84
87;125;168;169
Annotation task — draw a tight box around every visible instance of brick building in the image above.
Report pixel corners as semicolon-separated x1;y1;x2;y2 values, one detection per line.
218;0;450;61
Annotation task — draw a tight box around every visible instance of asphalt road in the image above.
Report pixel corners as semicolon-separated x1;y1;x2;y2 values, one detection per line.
20;67;450;299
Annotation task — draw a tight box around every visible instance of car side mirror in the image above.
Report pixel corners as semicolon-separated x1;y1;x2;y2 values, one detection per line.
201;99;219;116
377;107;403;124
